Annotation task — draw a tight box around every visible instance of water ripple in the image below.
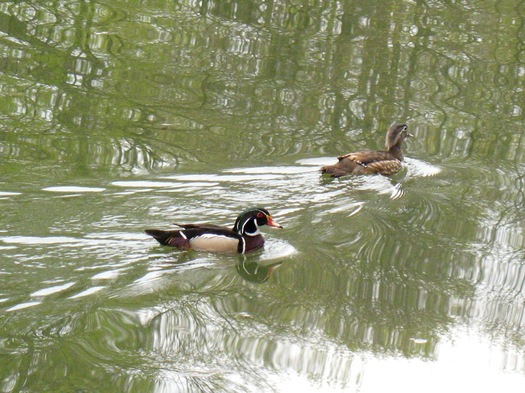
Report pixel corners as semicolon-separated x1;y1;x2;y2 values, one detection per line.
42;186;106;193
68;286;106;299
0;191;22;196
404;157;442;177
6;301;41;312
0;155;446;317
31;282;76;297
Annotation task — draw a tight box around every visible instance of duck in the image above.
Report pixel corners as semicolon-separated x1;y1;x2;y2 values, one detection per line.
320;123;413;177
145;207;283;254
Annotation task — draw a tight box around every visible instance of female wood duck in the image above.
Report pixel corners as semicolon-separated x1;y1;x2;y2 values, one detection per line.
320;123;413;177
145;208;282;254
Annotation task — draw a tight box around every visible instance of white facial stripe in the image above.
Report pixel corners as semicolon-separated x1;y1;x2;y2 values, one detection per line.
240;237;246;253
242;214;251;233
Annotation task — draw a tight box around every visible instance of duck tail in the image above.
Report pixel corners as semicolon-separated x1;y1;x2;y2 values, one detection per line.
144;229;188;248
320;165;346;178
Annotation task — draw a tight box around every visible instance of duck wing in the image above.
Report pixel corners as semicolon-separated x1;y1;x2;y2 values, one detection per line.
362;159;402;175
337;150;394;165
335;150;402;175
173;223;228;231
145;224;242;253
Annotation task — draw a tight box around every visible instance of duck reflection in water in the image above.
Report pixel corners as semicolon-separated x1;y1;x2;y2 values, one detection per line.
236;259;283;283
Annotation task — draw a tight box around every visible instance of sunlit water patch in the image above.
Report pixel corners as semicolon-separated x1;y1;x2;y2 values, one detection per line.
112;180;219;188
0;191;21;196
225;165;318;175
42;186;107;193
361;328;525;392
90;269;126;280
31;282;76;297
166;173;286;182
68;286;106;299
6;301;42;312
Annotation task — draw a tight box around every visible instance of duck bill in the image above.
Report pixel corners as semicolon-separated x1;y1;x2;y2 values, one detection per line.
266;216;283;229
407;132;414;138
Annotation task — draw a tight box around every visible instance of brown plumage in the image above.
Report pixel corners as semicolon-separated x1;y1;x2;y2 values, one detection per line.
320;123;412;177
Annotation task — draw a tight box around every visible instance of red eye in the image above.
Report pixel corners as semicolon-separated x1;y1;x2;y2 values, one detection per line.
256;212;264;219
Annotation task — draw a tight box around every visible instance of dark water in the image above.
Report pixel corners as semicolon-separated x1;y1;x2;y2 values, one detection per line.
1;0;525;392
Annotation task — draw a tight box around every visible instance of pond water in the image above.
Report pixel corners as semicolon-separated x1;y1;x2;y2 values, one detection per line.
1;0;525;392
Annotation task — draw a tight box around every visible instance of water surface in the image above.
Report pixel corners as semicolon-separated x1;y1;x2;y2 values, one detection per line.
1;0;525;392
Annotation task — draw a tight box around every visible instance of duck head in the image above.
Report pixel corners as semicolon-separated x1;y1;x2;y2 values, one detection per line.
233;208;283;236
385;123;413;151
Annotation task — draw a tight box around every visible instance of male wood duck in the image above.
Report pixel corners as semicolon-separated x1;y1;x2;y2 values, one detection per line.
145;208;283;254
320;123;413;177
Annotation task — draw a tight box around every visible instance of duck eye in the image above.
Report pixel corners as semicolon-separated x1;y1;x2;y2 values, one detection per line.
256;212;264;219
